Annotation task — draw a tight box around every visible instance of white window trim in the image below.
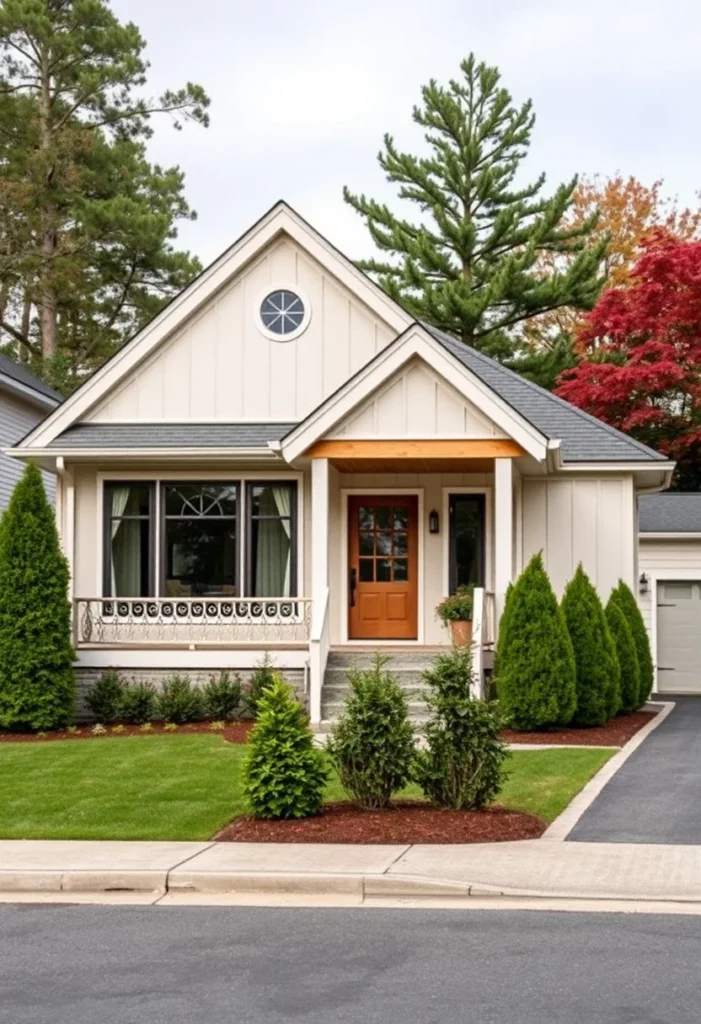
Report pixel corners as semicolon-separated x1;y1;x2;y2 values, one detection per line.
256;283;312;342
441;487;494;598
95;470;304;598
340;487;425;645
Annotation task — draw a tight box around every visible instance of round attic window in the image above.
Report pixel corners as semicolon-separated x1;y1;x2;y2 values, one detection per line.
258;288;310;341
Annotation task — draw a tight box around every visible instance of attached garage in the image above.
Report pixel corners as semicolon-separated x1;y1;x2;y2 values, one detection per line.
639;494;701;695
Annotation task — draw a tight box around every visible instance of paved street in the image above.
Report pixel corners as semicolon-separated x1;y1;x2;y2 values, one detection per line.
1;905;700;1023
569;697;701;844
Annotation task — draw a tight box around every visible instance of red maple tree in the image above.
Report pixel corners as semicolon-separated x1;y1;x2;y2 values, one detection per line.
555;232;701;489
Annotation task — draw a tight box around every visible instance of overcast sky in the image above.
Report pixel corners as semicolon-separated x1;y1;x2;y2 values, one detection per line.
113;0;700;267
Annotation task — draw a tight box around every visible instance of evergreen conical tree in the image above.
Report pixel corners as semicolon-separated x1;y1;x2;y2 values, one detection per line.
344;54;606;359
495;553;577;730
605;598;641;714
561;565;620;726
243;675;328;819
610;580;654;706
0;463;75;730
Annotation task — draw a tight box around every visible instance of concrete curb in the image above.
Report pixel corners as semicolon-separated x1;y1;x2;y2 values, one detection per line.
542;701;676;842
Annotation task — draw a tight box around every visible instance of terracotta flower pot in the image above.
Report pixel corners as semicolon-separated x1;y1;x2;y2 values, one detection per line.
450;619;473;647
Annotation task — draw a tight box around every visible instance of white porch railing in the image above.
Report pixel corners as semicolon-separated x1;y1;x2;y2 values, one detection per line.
472;588;496;698
73;597;312;648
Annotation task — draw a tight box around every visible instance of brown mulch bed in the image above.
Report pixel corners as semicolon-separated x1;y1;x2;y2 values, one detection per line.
500;708;657;747
216;800;546;844
0;720;255;744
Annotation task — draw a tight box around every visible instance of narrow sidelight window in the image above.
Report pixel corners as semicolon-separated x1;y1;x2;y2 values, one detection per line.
162;483;238;597
448;494;485;594
247;482;297;597
104;483;154;597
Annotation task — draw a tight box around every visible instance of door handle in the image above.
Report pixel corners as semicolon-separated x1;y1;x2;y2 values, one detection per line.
349;567;357;608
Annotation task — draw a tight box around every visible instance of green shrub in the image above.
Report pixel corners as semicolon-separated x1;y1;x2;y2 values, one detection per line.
156;675;205;724
610;580;653;706
414;647;508;810
495;553;576;731
605;599;641;714
245;652;278;718
0;464;75;730
435;585;474;623
327;655;415;810
243;674;327;819
561;565;621;726
85;670;125;724
118;681;157;725
203;671;242;721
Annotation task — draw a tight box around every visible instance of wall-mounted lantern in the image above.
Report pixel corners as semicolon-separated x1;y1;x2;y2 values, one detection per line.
639;572;649;595
429;509;440;535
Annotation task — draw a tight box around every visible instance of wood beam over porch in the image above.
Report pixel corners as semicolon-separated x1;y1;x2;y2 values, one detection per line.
305;439;525;473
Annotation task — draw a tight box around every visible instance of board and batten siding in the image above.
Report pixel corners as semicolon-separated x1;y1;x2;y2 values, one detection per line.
637;537;701;635
521;475;636;600
85;236;397;425
328;359;507;439
0;390;55;509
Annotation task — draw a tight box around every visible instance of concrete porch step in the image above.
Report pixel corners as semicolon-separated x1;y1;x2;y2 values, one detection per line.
325;649;443;670
323;666;427;688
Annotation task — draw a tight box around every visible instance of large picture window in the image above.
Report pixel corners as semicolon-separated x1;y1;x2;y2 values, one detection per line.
448;493;485;594
163;483;238;597
247;482;297;597
103;483;154;597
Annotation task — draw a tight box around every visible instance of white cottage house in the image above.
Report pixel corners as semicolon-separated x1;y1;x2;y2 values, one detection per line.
8;202;674;723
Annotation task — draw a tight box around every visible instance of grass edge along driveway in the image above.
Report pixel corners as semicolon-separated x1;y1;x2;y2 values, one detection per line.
0;736;615;841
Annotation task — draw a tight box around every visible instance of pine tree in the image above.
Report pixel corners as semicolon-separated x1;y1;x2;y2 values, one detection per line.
609;581;654;706
344;54;606;359
561;565;621;727
0;463;75;730
495;553;577;731
605;599;641;714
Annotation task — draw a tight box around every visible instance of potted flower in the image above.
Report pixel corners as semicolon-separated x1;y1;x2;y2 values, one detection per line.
436;585;475;646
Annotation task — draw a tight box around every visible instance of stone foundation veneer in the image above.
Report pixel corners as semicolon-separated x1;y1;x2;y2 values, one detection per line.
74;666;306;722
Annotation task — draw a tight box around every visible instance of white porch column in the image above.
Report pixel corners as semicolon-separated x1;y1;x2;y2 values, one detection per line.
494;457;514;631
309;458;330;725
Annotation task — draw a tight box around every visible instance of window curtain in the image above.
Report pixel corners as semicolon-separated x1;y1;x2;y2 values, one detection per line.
110;486;143;596
254;486;293;597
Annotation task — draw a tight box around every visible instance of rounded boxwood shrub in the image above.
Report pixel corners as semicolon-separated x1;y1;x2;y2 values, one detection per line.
203;671;242;721
495;553;576;731
414;647;508;810
243;674;328;819
605;598;641;714
327;655;415;810
85;670;125;724
561;564;621;726
118;681;157;725
610;580;653;706
156;675;205;723
0;463;75;731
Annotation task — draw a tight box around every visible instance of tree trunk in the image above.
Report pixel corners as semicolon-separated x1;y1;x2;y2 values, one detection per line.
38;48;57;362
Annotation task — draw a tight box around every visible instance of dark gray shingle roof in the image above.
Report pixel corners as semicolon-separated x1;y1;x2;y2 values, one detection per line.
48;423;296;449
424;325;666;464
639;494;701;533
0;353;61;403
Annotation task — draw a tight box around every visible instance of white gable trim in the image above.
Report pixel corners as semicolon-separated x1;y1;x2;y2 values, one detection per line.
16;202;413;451
281;325;549;462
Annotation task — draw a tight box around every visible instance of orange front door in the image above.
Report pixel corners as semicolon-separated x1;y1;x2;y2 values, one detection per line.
348;495;418;640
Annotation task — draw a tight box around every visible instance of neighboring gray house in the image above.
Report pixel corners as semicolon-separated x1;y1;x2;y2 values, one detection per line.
0;353;60;508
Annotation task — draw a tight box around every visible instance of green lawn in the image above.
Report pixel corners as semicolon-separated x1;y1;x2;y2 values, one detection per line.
0;736;615;841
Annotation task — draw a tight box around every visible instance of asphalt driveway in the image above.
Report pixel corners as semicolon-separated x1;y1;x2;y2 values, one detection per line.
568;696;701;844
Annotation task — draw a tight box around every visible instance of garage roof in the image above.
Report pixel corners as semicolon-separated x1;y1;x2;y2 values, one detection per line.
639;493;701;533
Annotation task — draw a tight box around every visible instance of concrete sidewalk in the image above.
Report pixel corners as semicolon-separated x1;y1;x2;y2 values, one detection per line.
3;838;701;902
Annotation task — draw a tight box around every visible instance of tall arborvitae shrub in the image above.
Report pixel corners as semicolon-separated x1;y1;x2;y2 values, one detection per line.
0;464;75;730
605;599;641;714
495;553;577;731
610;581;653;706
561;565;621;726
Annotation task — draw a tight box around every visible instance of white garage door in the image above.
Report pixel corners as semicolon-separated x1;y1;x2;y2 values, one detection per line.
657;581;701;693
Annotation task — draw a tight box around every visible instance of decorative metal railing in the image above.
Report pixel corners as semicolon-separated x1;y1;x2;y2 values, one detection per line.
74;597;313;647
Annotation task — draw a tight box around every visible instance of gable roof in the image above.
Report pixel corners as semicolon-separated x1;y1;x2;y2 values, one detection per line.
0;353;61;406
639;493;701;533
48;422;295;451
423;326;667;464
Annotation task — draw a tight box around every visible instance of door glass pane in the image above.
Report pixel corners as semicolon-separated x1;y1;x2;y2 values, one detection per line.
393;559;408;582
358;507;374;530
376;532;392;555
359;532;374;556
393;506;408;530
451;495;484;591
393;532;408;555
376;506;391;530
377;559;392;582
359;559;374;582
